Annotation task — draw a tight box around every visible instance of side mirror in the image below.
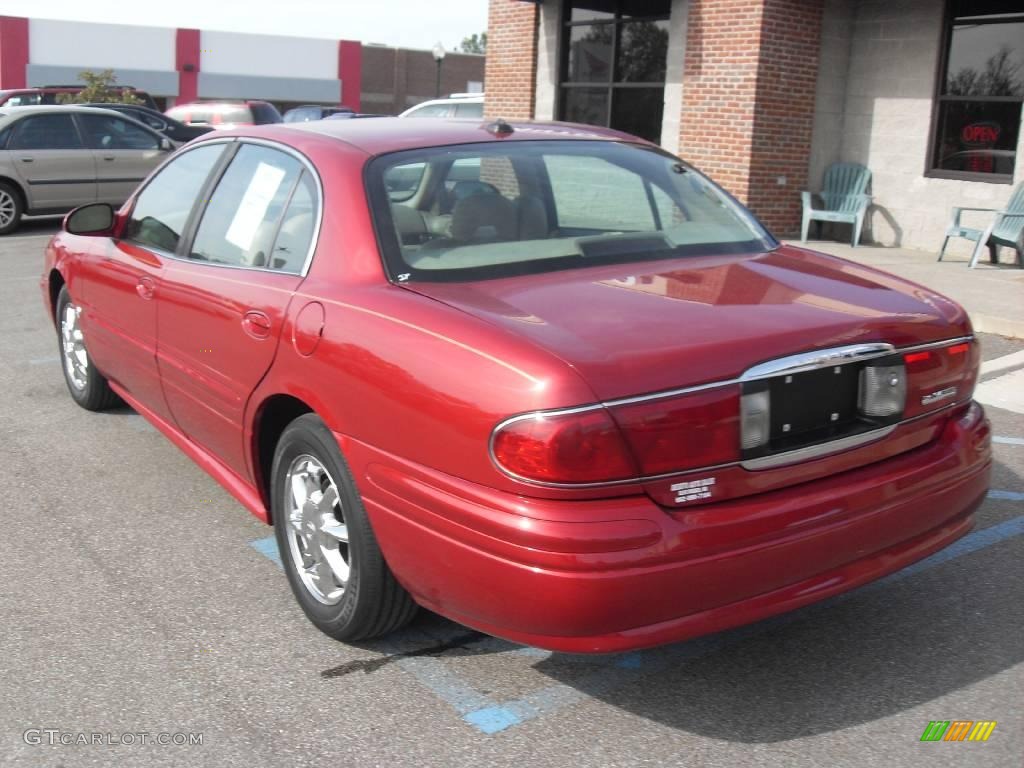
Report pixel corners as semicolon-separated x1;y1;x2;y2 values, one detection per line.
64;203;115;236
160;137;174;151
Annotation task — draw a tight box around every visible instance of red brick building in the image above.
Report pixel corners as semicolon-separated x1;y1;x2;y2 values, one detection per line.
485;0;1024;246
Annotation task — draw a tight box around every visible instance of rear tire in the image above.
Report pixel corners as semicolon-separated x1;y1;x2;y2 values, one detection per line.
0;181;23;235
272;413;417;641
55;286;120;411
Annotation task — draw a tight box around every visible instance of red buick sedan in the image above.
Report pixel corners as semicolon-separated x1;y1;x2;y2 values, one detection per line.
41;118;991;653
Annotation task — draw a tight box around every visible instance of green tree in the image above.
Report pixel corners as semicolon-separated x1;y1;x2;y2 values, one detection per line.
459;32;487;54
56;69;143;105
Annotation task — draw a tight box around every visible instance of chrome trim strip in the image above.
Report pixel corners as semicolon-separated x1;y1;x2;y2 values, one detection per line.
740;342;895;381
739;426;897;470
594;336;973;408
487;335;975;488
602;378;741;408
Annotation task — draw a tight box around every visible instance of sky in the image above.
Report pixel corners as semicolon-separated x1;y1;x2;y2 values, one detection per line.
5;0;489;51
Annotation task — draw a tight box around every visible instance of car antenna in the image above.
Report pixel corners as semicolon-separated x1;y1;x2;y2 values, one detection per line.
485;118;514;137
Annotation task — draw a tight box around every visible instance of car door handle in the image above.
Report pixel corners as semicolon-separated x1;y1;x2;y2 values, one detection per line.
242;310;272;339
102;156;116;162
20;157;33;163
136;276;155;300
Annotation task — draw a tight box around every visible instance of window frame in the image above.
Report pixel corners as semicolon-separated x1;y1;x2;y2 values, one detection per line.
555;0;671;138
120;137;324;277
924;0;1023;184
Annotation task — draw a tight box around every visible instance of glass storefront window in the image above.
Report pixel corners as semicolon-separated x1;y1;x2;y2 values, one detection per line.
929;7;1023;181
559;0;670;145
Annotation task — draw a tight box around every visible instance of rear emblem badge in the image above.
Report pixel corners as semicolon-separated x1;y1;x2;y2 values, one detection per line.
921;386;957;406
671;477;716;504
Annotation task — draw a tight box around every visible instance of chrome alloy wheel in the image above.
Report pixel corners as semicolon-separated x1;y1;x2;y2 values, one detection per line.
0;188;15;230
61;303;89;390
284;454;350;605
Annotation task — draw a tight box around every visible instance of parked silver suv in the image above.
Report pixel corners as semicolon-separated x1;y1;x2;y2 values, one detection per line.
0;105;172;234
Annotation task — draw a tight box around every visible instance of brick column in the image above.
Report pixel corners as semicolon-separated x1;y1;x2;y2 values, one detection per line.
175;28;200;106
680;0;823;235
0;16;29;90
484;0;539;119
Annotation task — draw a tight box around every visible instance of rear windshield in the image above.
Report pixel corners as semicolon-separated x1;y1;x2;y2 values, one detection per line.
367;140;775;282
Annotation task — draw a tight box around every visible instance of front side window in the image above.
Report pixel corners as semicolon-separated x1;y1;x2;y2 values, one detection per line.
189;144;305;269
8;114;82;150
78;114;160;150
929;2;1023;181
284;107;320;123
123;143;225;253
369;140;773;283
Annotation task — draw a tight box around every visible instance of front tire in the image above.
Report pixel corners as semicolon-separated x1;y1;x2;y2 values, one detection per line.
55;285;119;411
271;414;417;641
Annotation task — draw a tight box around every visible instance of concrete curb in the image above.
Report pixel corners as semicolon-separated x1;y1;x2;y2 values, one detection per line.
971;314;1024;341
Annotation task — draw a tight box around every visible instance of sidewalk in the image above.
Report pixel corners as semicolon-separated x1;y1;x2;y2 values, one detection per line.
786;239;1024;340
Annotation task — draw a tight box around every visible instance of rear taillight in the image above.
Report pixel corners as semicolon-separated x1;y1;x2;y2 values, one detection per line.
609;388;740;476
491;409;637;484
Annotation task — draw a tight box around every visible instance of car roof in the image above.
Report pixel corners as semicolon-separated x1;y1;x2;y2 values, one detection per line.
0;104;131;122
223;117;647;157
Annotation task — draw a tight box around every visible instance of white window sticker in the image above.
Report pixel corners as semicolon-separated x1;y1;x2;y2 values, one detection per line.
670;477;716;504
225;161;287;250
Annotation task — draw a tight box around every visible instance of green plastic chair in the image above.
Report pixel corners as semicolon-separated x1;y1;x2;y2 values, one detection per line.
939;182;1024;268
801;163;872;247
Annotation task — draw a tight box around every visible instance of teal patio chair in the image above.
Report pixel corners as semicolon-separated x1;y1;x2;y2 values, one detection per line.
938;182;1024;268
801;163;872;247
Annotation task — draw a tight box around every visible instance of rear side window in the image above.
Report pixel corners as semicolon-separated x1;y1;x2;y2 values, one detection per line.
8;114;82;150
406;103;451;117
78;114;160;150
268;172;317;272
454;102;483;118
130;110;167;131
250;103;283;124
123;144;225;253
5;94;41;107
189;144;305;269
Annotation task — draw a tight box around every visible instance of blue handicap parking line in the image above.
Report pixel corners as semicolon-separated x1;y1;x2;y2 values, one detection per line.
248;502;1024;736
249;536;282;568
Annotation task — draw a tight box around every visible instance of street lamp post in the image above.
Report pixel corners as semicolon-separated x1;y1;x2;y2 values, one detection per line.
432;42;446;98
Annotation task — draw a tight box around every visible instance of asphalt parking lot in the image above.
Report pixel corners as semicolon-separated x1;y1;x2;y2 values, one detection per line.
2;218;1021;768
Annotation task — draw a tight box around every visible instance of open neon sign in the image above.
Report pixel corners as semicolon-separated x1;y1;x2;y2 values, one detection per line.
961;121;1001;146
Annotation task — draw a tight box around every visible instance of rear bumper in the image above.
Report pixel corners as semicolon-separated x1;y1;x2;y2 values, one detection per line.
346;402;991;653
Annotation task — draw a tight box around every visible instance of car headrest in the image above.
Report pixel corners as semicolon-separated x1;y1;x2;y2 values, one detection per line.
450;193;518;242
